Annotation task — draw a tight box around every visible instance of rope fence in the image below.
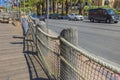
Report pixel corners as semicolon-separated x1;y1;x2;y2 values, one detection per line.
24;16;120;80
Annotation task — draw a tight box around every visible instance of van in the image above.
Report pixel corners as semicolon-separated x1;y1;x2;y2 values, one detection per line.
88;8;119;23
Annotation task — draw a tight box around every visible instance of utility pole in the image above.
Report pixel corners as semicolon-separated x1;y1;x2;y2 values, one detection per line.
18;0;20;19
46;0;49;33
24;0;25;12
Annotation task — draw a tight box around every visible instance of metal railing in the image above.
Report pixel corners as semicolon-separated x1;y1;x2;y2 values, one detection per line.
24;16;120;80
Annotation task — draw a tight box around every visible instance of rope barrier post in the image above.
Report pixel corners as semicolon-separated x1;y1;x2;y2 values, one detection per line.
60;28;78;80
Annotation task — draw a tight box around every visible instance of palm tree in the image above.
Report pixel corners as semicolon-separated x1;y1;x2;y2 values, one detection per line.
29;0;39;12
78;0;83;14
59;0;66;15
72;0;78;13
41;0;46;15
78;0;92;14
51;0;59;14
65;0;71;14
36;1;41;15
49;0;52;14
52;0;55;13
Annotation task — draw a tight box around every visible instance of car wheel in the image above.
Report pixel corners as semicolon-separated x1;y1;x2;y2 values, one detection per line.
74;17;77;21
114;21;118;23
81;19;83;21
90;18;94;22
106;19;111;23
68;17;71;20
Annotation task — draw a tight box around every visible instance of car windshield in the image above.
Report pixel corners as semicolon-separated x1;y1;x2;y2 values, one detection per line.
74;14;79;15
107;9;115;15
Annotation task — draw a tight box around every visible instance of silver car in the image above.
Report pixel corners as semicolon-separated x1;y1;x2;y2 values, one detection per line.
68;13;84;21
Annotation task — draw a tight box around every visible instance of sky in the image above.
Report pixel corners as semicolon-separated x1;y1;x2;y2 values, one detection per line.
0;0;5;6
0;0;12;6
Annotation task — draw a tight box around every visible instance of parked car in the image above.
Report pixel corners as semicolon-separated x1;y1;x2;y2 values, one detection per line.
67;13;84;21
30;13;45;21
49;13;63;19
88;8;119;23
37;15;45;21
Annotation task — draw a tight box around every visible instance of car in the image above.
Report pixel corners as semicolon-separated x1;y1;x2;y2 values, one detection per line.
49;13;63;19
67;13;84;21
37;15;45;21
88;8;119;23
30;13;45;21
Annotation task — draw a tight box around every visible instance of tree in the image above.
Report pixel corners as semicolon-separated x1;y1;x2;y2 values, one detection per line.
72;0;78;13
78;0;92;14
41;0;46;15
65;0;71;14
59;0;66;15
78;0;84;14
36;1;41;15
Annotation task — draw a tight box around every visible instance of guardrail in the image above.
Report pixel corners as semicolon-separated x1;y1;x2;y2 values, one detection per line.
24;16;120;80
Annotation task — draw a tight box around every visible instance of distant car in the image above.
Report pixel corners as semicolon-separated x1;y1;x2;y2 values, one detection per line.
37;15;45;21
67;13;84;21
30;13;45;21
49;13;63;19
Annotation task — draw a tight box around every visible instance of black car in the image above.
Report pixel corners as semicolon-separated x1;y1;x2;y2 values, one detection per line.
88;8;119;23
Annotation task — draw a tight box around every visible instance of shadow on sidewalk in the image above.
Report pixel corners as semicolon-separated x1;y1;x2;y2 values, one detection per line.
24;51;48;80
23;37;48;80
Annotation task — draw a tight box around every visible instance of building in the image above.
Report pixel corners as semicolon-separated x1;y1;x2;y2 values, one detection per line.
85;0;120;9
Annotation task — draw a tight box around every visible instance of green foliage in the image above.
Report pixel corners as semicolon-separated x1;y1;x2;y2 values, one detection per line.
84;6;89;11
83;5;120;16
117;11;120;15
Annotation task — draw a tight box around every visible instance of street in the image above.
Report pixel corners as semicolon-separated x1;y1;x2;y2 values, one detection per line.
48;19;120;65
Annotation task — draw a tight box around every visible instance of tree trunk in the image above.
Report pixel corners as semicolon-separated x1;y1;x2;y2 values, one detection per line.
79;8;83;15
57;3;59;14
61;2;64;15
42;2;44;15
53;0;55;13
78;0;84;15
49;0;52;14
65;0;68;15
55;1;58;13
36;2;40;16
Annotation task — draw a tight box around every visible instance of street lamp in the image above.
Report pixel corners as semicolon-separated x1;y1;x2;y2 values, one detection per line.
46;0;49;33
24;0;25;12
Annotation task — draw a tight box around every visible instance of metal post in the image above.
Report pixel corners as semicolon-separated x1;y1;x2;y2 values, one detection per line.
24;0;25;12
46;0;49;33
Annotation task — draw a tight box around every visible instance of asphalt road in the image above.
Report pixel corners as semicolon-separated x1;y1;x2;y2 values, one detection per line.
47;19;120;65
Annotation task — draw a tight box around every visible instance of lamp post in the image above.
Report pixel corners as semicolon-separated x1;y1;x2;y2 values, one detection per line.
18;0;20;19
46;0;49;33
23;0;25;12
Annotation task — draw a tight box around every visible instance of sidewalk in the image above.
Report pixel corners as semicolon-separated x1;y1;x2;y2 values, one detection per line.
0;22;48;80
